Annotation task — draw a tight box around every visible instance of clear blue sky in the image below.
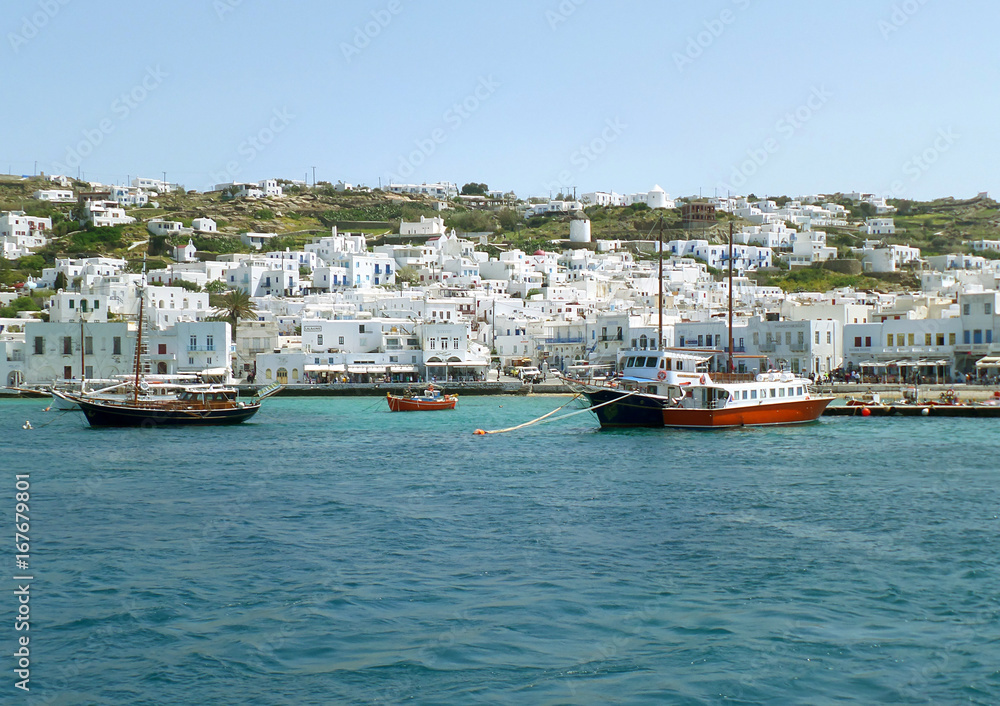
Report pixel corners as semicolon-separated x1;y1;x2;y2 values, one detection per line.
4;0;995;201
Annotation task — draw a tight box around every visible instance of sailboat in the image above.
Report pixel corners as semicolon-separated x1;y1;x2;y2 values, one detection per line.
56;271;282;427
571;220;834;429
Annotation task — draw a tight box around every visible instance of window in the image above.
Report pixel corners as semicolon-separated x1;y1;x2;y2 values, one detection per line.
987;302;993;315
33;336;44;355
949;333;956;345
865;337;871;347
797;331;804;345
429;339;436;350
815;331;820;344
854;337;862;348
974;330;983;344
751;390;758;399
85;337;93;355
964;303;970;315
752;332;759;345
887;334;893;346
925;333;932;346
963;330;971;344
339;336;345;345
68;299;75;309
190;335;197;350
453;338;459;349
908;333;915;346
785;332;791;345
113;336;122;355
63;336;72;355
317;334;323;346
988;331;993;344
827;332;832;344
936;334;944;346
442;338;449;349
697;335;703;346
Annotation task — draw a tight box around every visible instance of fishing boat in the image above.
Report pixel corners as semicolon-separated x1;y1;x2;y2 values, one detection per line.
386;385;457;412
575;220;833;429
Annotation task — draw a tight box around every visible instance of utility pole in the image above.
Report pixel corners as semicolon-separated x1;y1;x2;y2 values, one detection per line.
162;171;167;190
311;166;317;187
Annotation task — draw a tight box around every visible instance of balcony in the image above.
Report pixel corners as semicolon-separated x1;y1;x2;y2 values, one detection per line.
543;337;585;344
758;343;776;353
187;345;216;352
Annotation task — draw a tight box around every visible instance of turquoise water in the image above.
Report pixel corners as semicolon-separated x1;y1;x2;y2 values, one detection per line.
3;396;999;704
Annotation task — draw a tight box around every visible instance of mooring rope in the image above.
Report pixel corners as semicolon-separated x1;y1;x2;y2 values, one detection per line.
473;390;638;435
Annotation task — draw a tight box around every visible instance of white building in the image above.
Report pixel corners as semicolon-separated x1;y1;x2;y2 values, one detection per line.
0;212;50;258
861;218;896;235
386;182;458;199
399;216;447;237
32;189;74;202
107;185;149;206
81;199;135;227
147;219;188;237
240;232;278;251
132;177;176;193
192;217;217;233
173;239;198;263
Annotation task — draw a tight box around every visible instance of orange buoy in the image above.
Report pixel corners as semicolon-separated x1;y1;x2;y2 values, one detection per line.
474;429;486;435
861;407;871;417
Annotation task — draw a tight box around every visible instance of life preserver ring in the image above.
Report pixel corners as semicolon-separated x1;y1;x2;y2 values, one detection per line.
138;380;150;392
699;374;707;385
609;380;618;388
657;371;667;381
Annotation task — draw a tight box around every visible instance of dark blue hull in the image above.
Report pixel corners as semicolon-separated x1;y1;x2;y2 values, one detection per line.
585;389;666;428
77;399;260;427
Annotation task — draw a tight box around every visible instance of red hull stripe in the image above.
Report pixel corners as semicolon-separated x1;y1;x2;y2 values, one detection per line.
660;398;832;428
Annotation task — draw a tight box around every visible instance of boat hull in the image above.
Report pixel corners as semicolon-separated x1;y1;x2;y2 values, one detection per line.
585;389;833;429
77;399;261;427
386;395;457;412
584;388;667;427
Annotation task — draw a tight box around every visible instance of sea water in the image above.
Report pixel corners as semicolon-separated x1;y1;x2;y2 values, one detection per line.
2;396;999;704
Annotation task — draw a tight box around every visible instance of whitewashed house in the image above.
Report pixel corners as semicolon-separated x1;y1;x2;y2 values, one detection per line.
32;189;74;202
192;217;217;233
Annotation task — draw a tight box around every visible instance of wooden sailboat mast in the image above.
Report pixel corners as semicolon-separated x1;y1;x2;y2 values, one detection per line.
658;217;663;348
132;260;146;404
728;221;735;373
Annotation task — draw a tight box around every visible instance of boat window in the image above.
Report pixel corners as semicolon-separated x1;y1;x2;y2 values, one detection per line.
660;359;666;369
645;358;657;367
779;388;786;397
742;390;748;400
675;360;683;370
797;386;803;395
770;389;776;398
626;357;635;367
751;390;757;399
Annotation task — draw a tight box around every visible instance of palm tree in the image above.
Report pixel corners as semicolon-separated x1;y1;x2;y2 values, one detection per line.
212;289;257;330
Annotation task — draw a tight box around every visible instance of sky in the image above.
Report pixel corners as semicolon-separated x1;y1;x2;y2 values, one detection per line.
3;0;995;201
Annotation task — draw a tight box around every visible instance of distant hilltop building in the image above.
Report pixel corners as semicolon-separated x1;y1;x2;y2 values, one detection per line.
681;201;716;229
400;215;446;236
581;185;675;209
132;177;177;193
386;182;458;199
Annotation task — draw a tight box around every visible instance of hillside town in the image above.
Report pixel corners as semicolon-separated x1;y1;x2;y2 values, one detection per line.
3;173;1000;391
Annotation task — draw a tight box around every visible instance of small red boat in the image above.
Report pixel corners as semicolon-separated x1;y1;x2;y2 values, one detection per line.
386;385;457;412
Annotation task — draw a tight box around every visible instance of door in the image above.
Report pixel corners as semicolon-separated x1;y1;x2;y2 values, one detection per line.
64;366;73;380
276;367;288;384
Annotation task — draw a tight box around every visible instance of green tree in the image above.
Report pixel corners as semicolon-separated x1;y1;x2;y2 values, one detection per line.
53;271;68;291
461;182;488;196
174;279;202;292
204;279;229;294
210;289;258;329
497;208;519;232
395;265;420;286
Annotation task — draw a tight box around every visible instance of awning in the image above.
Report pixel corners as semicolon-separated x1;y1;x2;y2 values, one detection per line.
305;364;345;372
390;365;418;373
976;356;1000;368
347;365;389;374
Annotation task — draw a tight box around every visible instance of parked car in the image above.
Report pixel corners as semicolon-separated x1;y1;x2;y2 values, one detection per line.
517;367;543;383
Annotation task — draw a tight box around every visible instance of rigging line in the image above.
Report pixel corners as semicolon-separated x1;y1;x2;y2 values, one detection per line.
474;391;638;435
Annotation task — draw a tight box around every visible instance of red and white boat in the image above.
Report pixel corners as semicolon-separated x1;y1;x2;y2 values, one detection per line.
386;385;457;412
572;350;833;429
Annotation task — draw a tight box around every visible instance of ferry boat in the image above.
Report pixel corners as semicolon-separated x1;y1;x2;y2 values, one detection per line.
386;385;457;412
571;350;833;428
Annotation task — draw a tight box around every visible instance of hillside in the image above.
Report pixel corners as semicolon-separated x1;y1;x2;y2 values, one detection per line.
2;176;998;295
